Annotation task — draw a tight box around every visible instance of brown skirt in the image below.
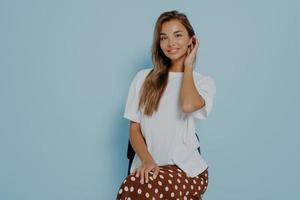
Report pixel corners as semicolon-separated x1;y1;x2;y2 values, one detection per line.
116;164;209;200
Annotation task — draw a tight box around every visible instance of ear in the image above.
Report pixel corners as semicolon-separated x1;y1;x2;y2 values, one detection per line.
187;40;192;48
188;37;194;46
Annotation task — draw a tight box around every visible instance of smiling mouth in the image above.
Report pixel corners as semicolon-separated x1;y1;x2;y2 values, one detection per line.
167;48;179;54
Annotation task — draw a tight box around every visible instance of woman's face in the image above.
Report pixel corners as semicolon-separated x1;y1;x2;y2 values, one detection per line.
159;20;192;61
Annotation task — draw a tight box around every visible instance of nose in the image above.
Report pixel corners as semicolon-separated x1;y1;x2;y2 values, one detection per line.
167;37;176;47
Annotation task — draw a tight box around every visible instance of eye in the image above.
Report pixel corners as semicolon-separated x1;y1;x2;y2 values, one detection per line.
175;34;182;37
160;37;166;41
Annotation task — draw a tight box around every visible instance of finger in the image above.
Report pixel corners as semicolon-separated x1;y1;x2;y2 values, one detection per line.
191;42;195;50
187;47;191;54
140;169;144;184
195;37;199;48
145;169;149;183
190;44;197;54
135;168;140;178
153;167;160;179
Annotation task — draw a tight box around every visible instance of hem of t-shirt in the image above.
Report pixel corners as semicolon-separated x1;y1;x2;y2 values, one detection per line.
123;113;140;123
174;150;208;178
192;100;208;120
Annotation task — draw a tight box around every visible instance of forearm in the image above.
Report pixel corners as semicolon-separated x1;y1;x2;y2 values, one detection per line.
180;67;205;112
129;125;154;163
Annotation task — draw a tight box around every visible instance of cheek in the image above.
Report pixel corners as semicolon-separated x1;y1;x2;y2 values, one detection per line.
178;37;190;45
179;40;189;47
160;42;167;51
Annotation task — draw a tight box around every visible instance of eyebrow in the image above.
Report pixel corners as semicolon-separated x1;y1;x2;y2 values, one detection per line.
160;30;183;35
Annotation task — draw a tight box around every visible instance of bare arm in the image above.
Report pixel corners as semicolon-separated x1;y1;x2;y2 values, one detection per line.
129;121;160;183
180;67;205;113
129;121;154;163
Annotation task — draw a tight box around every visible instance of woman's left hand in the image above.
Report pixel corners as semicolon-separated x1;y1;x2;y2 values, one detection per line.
183;35;199;70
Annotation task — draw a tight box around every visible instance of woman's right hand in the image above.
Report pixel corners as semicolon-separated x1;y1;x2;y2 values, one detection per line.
131;159;160;184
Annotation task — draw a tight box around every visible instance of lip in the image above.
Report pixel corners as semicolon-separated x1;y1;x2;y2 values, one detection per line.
167;48;180;54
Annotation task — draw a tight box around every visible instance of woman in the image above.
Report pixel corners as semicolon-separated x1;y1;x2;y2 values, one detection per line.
116;10;216;200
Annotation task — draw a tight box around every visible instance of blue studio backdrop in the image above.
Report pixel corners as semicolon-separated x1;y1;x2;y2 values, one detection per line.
0;0;299;199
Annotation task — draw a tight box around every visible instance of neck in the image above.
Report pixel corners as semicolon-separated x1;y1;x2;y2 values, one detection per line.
169;57;185;72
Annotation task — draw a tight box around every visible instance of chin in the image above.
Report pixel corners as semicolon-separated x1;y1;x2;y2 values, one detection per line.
167;52;185;60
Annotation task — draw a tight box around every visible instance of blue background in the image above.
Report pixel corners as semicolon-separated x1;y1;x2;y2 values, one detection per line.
1;0;299;199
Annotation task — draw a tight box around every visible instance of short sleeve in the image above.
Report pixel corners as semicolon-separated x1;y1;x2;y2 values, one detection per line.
192;75;216;120
123;71;142;123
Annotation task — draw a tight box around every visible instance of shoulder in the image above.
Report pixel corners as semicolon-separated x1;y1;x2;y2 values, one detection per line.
137;67;153;77
128;67;153;88
193;71;216;94
193;71;215;84
135;67;153;81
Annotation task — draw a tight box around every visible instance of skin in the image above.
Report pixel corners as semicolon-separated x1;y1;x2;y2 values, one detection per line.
159;19;196;71
130;19;206;185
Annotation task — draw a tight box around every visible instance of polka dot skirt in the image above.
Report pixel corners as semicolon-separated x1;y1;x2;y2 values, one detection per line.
116;164;209;200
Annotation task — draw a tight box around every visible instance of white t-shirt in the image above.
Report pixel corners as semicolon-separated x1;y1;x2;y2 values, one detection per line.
123;67;216;177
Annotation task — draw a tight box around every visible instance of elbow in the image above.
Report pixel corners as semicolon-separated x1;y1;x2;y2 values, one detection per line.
181;100;206;113
181;103;193;113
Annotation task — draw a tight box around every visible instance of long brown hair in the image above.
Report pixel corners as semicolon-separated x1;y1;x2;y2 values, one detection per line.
138;10;196;116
